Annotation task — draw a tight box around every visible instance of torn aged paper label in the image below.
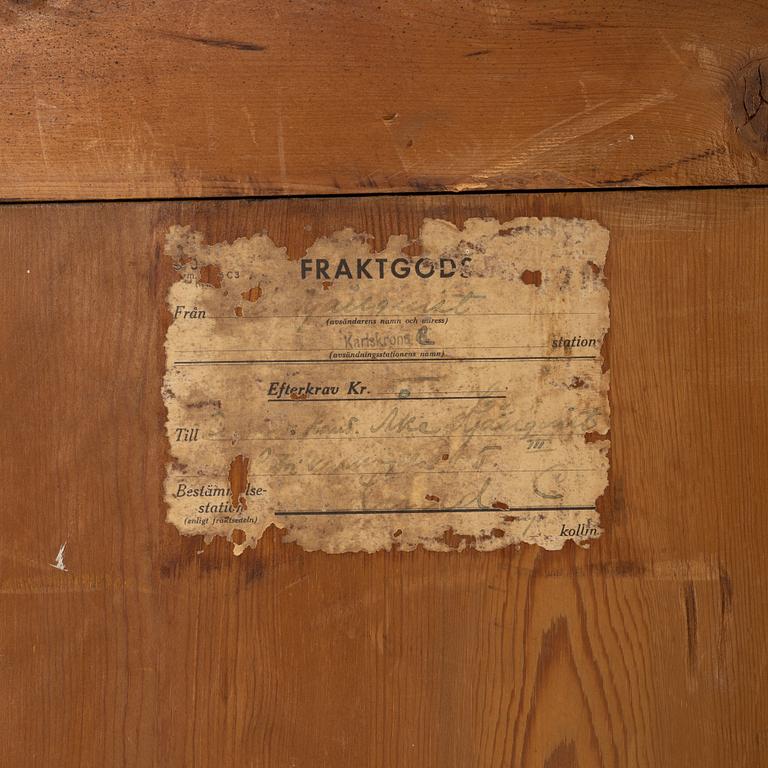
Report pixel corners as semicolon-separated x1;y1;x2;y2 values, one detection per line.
163;217;610;554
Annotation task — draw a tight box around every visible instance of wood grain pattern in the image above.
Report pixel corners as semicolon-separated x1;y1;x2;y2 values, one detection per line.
1;189;767;767
2;0;768;200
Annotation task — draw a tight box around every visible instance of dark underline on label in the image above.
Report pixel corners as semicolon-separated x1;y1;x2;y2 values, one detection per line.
169;469;593;477
207;432;578;441
174;356;597;365
267;395;506;403
274;505;597;517
202;312;599;318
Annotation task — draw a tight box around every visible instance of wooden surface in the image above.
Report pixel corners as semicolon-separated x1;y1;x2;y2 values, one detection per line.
2;0;768;200
1;189;766;767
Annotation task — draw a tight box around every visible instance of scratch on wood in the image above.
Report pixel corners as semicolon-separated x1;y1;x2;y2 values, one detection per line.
684;581;698;673
451;89;674;190
49;542;67;572
159;31;267;52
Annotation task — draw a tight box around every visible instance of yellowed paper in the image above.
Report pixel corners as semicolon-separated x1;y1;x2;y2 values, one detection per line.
163;217;610;554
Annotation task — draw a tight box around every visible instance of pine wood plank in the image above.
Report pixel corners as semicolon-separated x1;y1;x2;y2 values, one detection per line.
2;1;768;200
1;189;766;766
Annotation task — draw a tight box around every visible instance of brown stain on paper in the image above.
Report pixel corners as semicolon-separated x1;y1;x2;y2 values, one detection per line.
228;454;250;510
241;284;262;302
